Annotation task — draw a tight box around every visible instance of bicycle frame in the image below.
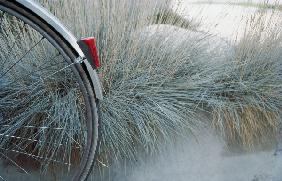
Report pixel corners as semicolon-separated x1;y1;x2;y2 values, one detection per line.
15;0;103;100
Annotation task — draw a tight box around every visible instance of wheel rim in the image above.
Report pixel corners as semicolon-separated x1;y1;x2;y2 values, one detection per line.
0;5;95;181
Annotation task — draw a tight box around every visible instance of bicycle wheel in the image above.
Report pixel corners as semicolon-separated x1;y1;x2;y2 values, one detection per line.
0;1;99;180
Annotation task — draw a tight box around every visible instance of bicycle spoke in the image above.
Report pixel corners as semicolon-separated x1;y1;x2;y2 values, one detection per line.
1;53;64;87
0;2;97;179
3;58;79;92
40;61;77;80
1;128;83;166
1;125;87;132
0;152;29;174
0;37;45;79
0;133;82;148
0;147;72;166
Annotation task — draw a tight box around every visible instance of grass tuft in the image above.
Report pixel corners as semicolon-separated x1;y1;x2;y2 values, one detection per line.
202;11;282;150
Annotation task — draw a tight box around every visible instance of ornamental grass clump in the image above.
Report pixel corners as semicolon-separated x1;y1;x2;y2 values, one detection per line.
36;0;207;164
202;11;282;150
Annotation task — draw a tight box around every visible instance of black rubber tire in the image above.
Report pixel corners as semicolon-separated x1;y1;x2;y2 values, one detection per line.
0;1;99;181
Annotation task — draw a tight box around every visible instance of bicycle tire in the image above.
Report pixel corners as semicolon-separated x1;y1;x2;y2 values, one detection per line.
0;1;99;180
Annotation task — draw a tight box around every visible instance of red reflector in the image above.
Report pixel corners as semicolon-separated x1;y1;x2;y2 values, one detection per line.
80;37;100;69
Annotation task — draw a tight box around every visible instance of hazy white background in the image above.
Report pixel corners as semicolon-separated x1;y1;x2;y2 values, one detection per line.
173;0;282;41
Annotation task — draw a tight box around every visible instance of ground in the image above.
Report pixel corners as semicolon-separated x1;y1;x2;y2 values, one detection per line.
101;127;280;181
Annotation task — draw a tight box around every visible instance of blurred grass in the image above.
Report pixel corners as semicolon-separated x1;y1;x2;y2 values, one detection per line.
152;9;200;30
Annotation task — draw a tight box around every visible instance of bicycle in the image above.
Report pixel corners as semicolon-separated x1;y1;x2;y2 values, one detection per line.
0;0;102;180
